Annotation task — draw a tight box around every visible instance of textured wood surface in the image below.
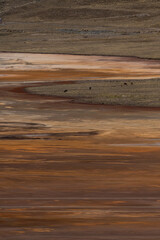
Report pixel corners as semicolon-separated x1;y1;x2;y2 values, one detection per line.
0;0;160;58
0;53;160;239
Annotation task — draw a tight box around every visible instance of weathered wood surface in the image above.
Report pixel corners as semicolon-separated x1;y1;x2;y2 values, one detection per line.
0;53;160;239
1;0;160;58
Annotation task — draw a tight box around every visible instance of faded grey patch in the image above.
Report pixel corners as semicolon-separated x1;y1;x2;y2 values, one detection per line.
26;79;160;107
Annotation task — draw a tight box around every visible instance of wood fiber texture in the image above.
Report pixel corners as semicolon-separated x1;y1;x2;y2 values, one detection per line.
0;53;160;239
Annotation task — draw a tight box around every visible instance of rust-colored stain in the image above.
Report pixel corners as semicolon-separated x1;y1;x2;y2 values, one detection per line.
0;54;160;239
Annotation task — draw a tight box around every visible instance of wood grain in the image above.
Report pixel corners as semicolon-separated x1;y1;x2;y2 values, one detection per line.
0;53;160;239
1;0;160;58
